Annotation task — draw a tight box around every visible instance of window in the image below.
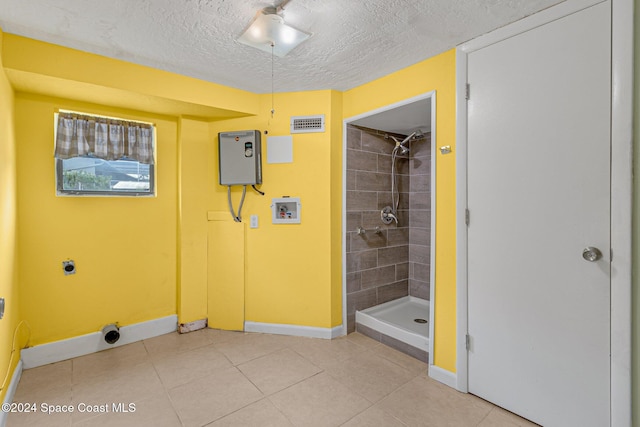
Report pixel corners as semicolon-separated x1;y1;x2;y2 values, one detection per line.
54;111;155;196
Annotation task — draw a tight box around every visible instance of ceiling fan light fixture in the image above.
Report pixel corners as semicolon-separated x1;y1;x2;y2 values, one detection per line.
238;11;311;57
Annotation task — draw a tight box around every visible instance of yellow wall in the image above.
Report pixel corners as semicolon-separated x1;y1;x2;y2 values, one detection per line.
2;34;259;119
15;94;179;345
0;28;23;402
202;90;342;328
329;91;344;326
343;49;458;372
177;118;210;324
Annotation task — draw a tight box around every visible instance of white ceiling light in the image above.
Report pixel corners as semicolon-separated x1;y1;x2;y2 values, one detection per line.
238;10;311;57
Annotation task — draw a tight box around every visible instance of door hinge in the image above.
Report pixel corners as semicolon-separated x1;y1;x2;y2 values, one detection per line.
465;83;470;100
465;208;470;226
465;333;471;351
610;248;613;262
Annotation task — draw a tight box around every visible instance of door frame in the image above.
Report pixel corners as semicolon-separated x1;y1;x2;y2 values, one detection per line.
342;91;437;361
454;0;633;425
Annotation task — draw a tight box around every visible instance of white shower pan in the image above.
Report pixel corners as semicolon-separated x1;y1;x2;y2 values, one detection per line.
356;296;429;352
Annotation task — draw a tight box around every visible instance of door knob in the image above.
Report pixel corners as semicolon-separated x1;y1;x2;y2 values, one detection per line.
582;246;602;262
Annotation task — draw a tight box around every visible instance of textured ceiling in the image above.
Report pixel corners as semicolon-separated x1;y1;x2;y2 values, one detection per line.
0;0;564;95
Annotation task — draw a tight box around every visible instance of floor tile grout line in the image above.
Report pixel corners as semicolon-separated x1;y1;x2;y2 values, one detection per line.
474;404;494;427
238;361;326;399
163;382;188;427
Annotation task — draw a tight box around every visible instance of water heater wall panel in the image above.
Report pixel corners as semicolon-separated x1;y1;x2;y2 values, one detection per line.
218;130;262;185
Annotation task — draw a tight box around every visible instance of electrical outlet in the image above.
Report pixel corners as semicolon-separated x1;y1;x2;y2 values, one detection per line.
250;215;259;229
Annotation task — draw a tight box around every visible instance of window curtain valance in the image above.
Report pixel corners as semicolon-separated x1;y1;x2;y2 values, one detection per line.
55;113;155;164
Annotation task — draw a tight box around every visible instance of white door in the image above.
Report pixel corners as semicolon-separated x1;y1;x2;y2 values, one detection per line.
466;2;611;426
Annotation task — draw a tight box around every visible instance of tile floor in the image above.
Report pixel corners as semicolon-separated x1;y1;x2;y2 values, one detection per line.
6;329;538;427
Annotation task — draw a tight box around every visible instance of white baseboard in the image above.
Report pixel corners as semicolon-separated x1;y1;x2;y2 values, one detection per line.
429;364;458;389
244;321;343;339
21;315;177;369
0;359;23;427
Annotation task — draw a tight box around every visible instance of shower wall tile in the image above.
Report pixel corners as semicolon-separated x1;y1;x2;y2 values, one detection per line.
409;245;430;265
409;174;430;192
347;272;361;293
377;154;392;174
387;228;409;246
411;134;431;157
377;192;409;210
361;212;390;229
380;334;429;363
409;192;431;211
407;133;432;301
396;175;411;194
409;209;430;229
410;156;431;175
347;288;377;315
347;249;378;272
347;212;362;233
361;131;393;154
355;171;391;192
395;210;410;228
361;265;396;289
347;127;362;149
411;262;430;282
355;323;382;342
346;190;378;211
378;154;410;175
347;149;379;171
378;245;409;267
350;231;388;251
347;170;357;190
347;314;356;334
396;262;409;281
409;228;430;246
377;280;409;305
409;279;430;300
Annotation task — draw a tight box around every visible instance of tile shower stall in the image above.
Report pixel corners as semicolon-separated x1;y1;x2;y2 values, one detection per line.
345;124;431;359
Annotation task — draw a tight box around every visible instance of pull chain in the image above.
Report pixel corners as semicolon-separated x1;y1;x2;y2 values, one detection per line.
270;42;275;118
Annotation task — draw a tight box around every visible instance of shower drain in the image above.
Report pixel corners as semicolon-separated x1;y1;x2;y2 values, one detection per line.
414;318;428;324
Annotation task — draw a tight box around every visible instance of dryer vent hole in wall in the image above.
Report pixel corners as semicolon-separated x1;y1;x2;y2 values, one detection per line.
102;324;120;344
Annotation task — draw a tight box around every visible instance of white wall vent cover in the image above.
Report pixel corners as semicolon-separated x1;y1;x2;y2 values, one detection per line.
290;115;325;134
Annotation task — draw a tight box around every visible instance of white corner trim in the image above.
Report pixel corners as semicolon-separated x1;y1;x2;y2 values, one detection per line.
21;315;177;369
244;321;343;339
0;360;23;427
609;0;634;424
454;46;470;394
429;364;458;389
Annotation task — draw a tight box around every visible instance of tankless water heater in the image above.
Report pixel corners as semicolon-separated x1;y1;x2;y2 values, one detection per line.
218;130;262;185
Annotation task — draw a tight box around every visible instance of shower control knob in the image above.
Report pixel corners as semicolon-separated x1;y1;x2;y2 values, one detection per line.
582;246;602;262
380;206;398;225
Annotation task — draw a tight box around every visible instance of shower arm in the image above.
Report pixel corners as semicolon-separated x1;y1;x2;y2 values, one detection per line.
389;131;417;149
